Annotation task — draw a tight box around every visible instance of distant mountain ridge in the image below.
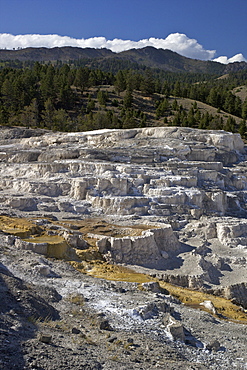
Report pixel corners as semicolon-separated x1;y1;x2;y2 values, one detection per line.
0;46;113;61
115;47;224;73
0;46;247;74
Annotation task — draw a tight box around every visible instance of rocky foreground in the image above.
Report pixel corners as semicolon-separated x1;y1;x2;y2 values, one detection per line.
0;125;247;369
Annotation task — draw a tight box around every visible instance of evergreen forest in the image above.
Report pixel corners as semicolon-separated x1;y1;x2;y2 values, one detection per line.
0;59;247;136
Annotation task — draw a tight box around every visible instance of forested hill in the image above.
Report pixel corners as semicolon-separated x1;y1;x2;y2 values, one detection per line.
114;47;225;74
1;46;247;74
0;46;113;62
0;57;247;134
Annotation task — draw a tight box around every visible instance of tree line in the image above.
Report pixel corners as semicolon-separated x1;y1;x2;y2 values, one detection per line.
0;61;246;134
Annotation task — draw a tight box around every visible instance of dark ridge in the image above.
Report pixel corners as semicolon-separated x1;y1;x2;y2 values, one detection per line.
0;46;246;74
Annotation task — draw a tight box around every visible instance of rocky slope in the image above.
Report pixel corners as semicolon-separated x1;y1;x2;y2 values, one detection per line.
0;125;247;369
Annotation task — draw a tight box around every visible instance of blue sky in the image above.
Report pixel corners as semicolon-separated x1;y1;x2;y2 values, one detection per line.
0;0;247;63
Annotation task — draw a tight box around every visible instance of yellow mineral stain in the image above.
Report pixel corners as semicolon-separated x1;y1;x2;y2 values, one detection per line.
56;218;151;238
158;281;247;324
23;235;69;259
2;216;247;323
47;240;69;259
23;235;64;244
85;262;156;283
75;247;104;262
0;215;41;237
75;260;247;324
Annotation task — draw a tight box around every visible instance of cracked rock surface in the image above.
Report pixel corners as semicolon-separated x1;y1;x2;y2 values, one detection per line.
1;126;247;299
0;126;247;369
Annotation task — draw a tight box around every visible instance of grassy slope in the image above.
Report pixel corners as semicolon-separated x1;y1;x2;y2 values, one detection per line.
232;85;247;102
74;85;243;129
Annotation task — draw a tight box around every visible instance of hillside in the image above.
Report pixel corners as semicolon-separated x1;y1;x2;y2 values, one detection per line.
0;80;244;134
1;46;247;74
0;54;246;135
116;47;226;74
232;85;247;102
0;46;114;62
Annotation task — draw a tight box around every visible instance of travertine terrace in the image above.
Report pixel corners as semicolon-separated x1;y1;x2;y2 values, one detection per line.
0;125;247;307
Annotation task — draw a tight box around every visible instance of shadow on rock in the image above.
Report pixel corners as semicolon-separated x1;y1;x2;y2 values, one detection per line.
184;328;204;348
0;262;60;370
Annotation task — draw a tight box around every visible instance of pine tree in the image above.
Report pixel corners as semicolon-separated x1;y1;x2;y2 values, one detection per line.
86;96;95;113
140;70;155;95
123;88;133;109
156;98;169;119
172;112;181;126
20;98;39;128
239;120;246;137
187;107;196;127
41;98;55;129
242;98;247;120
223;91;236;115
53;109;71;131
173;81;181;97
207;87;219;108
224;116;236;133
172;99;178;111
74;67;90;90
40;64;55;101
97;90;108;107
114;70;126;94
199;112;210;129
1;78;15;109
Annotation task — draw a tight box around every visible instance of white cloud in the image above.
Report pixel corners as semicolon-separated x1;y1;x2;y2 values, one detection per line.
147;33;216;60
103;33;217;60
0;32;246;64
213;53;247;64
0;32;216;60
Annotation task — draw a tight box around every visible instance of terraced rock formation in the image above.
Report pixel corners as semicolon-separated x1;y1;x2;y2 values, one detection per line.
0;126;247;308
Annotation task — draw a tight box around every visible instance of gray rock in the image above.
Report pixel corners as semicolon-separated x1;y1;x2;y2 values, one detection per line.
99;319;112;331
206;340;221;351
168;323;185;342
163;314;185;342
141;282;162;293
38;334;52;344
71;327;81;334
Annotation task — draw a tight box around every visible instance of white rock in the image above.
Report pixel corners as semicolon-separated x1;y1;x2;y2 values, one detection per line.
199;300;217;314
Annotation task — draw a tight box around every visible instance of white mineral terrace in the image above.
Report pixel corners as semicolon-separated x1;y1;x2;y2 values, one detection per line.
0;126;247;306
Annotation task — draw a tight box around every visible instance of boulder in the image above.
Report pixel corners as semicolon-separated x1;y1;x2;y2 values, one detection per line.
141;282;162;293
199;300;217;315
163;313;185;342
39;334;52;344
206;340;221;351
